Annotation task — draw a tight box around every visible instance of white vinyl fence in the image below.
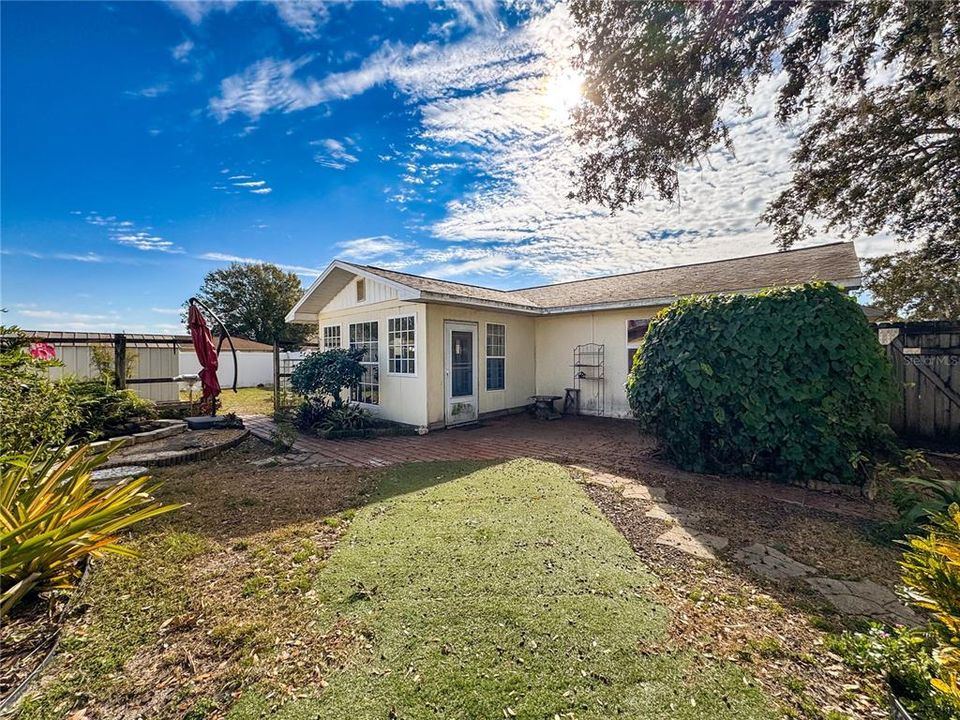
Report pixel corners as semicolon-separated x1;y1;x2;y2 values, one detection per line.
179;350;306;388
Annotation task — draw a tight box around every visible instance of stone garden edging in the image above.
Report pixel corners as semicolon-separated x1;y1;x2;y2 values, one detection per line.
99;429;250;469
71;419;187;454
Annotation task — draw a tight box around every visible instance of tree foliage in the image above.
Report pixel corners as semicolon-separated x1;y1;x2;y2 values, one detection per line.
626;284;895;484
864;244;960;321
571;0;959;318
193;263;311;347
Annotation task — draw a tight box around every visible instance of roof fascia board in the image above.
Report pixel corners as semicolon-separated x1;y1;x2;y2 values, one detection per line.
285;260;421;323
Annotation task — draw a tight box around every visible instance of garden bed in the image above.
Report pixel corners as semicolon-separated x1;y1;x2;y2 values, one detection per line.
317;419;418;440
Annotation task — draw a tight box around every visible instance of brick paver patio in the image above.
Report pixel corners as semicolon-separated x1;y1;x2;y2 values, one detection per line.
242;413;877;519
244;413;658;469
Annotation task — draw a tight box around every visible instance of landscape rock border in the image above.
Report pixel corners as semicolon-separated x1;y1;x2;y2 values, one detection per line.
72;419;187;454
100;429;250;468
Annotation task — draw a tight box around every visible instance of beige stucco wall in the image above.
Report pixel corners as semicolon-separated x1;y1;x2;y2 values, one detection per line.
534;307;663;418
425;304;537;428
313;279;661;428
315;289;429;428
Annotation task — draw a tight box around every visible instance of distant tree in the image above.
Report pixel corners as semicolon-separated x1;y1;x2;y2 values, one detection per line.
864;243;960;321
570;0;959;319
193;263;310;346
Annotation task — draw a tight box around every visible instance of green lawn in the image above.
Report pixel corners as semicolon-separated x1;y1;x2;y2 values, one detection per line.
19;458;772;719
230;459;770;719
179;386;274;416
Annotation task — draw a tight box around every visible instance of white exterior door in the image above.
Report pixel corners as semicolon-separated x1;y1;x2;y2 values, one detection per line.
444;321;478;426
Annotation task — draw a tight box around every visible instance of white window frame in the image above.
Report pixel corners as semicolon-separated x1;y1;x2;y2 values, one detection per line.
387;314;417;376
322;323;342;350
349;320;379;405
485;322;506;391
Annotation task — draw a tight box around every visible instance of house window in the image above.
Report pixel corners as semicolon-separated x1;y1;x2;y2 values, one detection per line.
626;319;649;370
388;315;416;374
349;321;379;404
356;278;366;303
486;323;505;391
322;324;341;350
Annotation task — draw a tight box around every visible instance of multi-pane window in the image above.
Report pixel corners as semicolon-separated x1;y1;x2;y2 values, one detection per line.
322;324;341;350
486;323;505;391
388;316;416;374
349;321;379;404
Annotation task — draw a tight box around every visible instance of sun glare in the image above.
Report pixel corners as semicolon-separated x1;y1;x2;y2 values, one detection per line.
544;69;584;120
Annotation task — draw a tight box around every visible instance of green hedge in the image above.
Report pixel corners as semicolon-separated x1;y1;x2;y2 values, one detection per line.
626;283;895;484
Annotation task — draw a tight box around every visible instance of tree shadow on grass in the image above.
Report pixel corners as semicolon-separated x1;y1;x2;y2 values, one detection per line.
142;440;499;542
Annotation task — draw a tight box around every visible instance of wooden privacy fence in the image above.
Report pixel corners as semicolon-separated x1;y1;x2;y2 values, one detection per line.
877;321;960;444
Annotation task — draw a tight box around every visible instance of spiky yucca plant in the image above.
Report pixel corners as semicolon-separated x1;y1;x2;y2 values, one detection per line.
901;504;960;706
0;443;181;617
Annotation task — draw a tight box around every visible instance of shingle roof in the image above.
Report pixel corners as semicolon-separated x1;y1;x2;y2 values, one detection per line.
510;242;861;310
356;242;861;312
346;263;540;308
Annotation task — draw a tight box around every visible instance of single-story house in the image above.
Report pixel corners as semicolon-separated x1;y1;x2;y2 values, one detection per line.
286;242;862;431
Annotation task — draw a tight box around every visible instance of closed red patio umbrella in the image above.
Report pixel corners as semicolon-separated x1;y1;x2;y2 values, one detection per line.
188;302;221;414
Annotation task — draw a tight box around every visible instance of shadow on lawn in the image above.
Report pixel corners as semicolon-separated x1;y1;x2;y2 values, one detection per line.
144;441;498;542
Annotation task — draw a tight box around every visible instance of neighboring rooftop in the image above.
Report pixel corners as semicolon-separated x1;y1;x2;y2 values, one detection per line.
21;331;275;352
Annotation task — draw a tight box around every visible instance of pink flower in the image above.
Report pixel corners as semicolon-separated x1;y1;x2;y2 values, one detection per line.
29;342;56;360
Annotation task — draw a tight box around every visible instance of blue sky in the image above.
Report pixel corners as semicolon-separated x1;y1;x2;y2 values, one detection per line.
1;1;888;333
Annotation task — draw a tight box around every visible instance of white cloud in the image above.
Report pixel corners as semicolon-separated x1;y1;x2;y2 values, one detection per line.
312;137;359;169
127;82;172;99
214;173;274;195
336;235;412;261
268;0;330;37
198;252;321;276
167;0;236;25
83;213;183;253
151;307;183;314
172;38;194;62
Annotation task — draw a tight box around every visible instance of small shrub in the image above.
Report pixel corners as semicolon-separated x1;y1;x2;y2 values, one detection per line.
66;380;157;441
831;624;958;720
290;348;364;407
887;452;960;534
294;398;331;433
319;404;372;434
0;325;82;454
901;505;960;706
0;443;181;617
626;283;895;484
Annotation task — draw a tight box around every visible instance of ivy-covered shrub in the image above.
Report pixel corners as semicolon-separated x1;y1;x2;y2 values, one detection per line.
66;380;158;441
627;283;895;484
0;326;81;454
290;348;364;407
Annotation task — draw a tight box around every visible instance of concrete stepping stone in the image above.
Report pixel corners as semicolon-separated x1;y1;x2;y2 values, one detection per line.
622;483;667;502
645;503;702;525
732;543;816;580
655;526;728;561
804;576;921;626
90;465;149;488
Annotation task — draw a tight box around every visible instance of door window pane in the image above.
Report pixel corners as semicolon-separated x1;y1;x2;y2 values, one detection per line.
451;330;473;397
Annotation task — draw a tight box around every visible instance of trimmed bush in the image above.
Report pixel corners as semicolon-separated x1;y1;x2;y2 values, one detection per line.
626;283;894;484
290;348;364;407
